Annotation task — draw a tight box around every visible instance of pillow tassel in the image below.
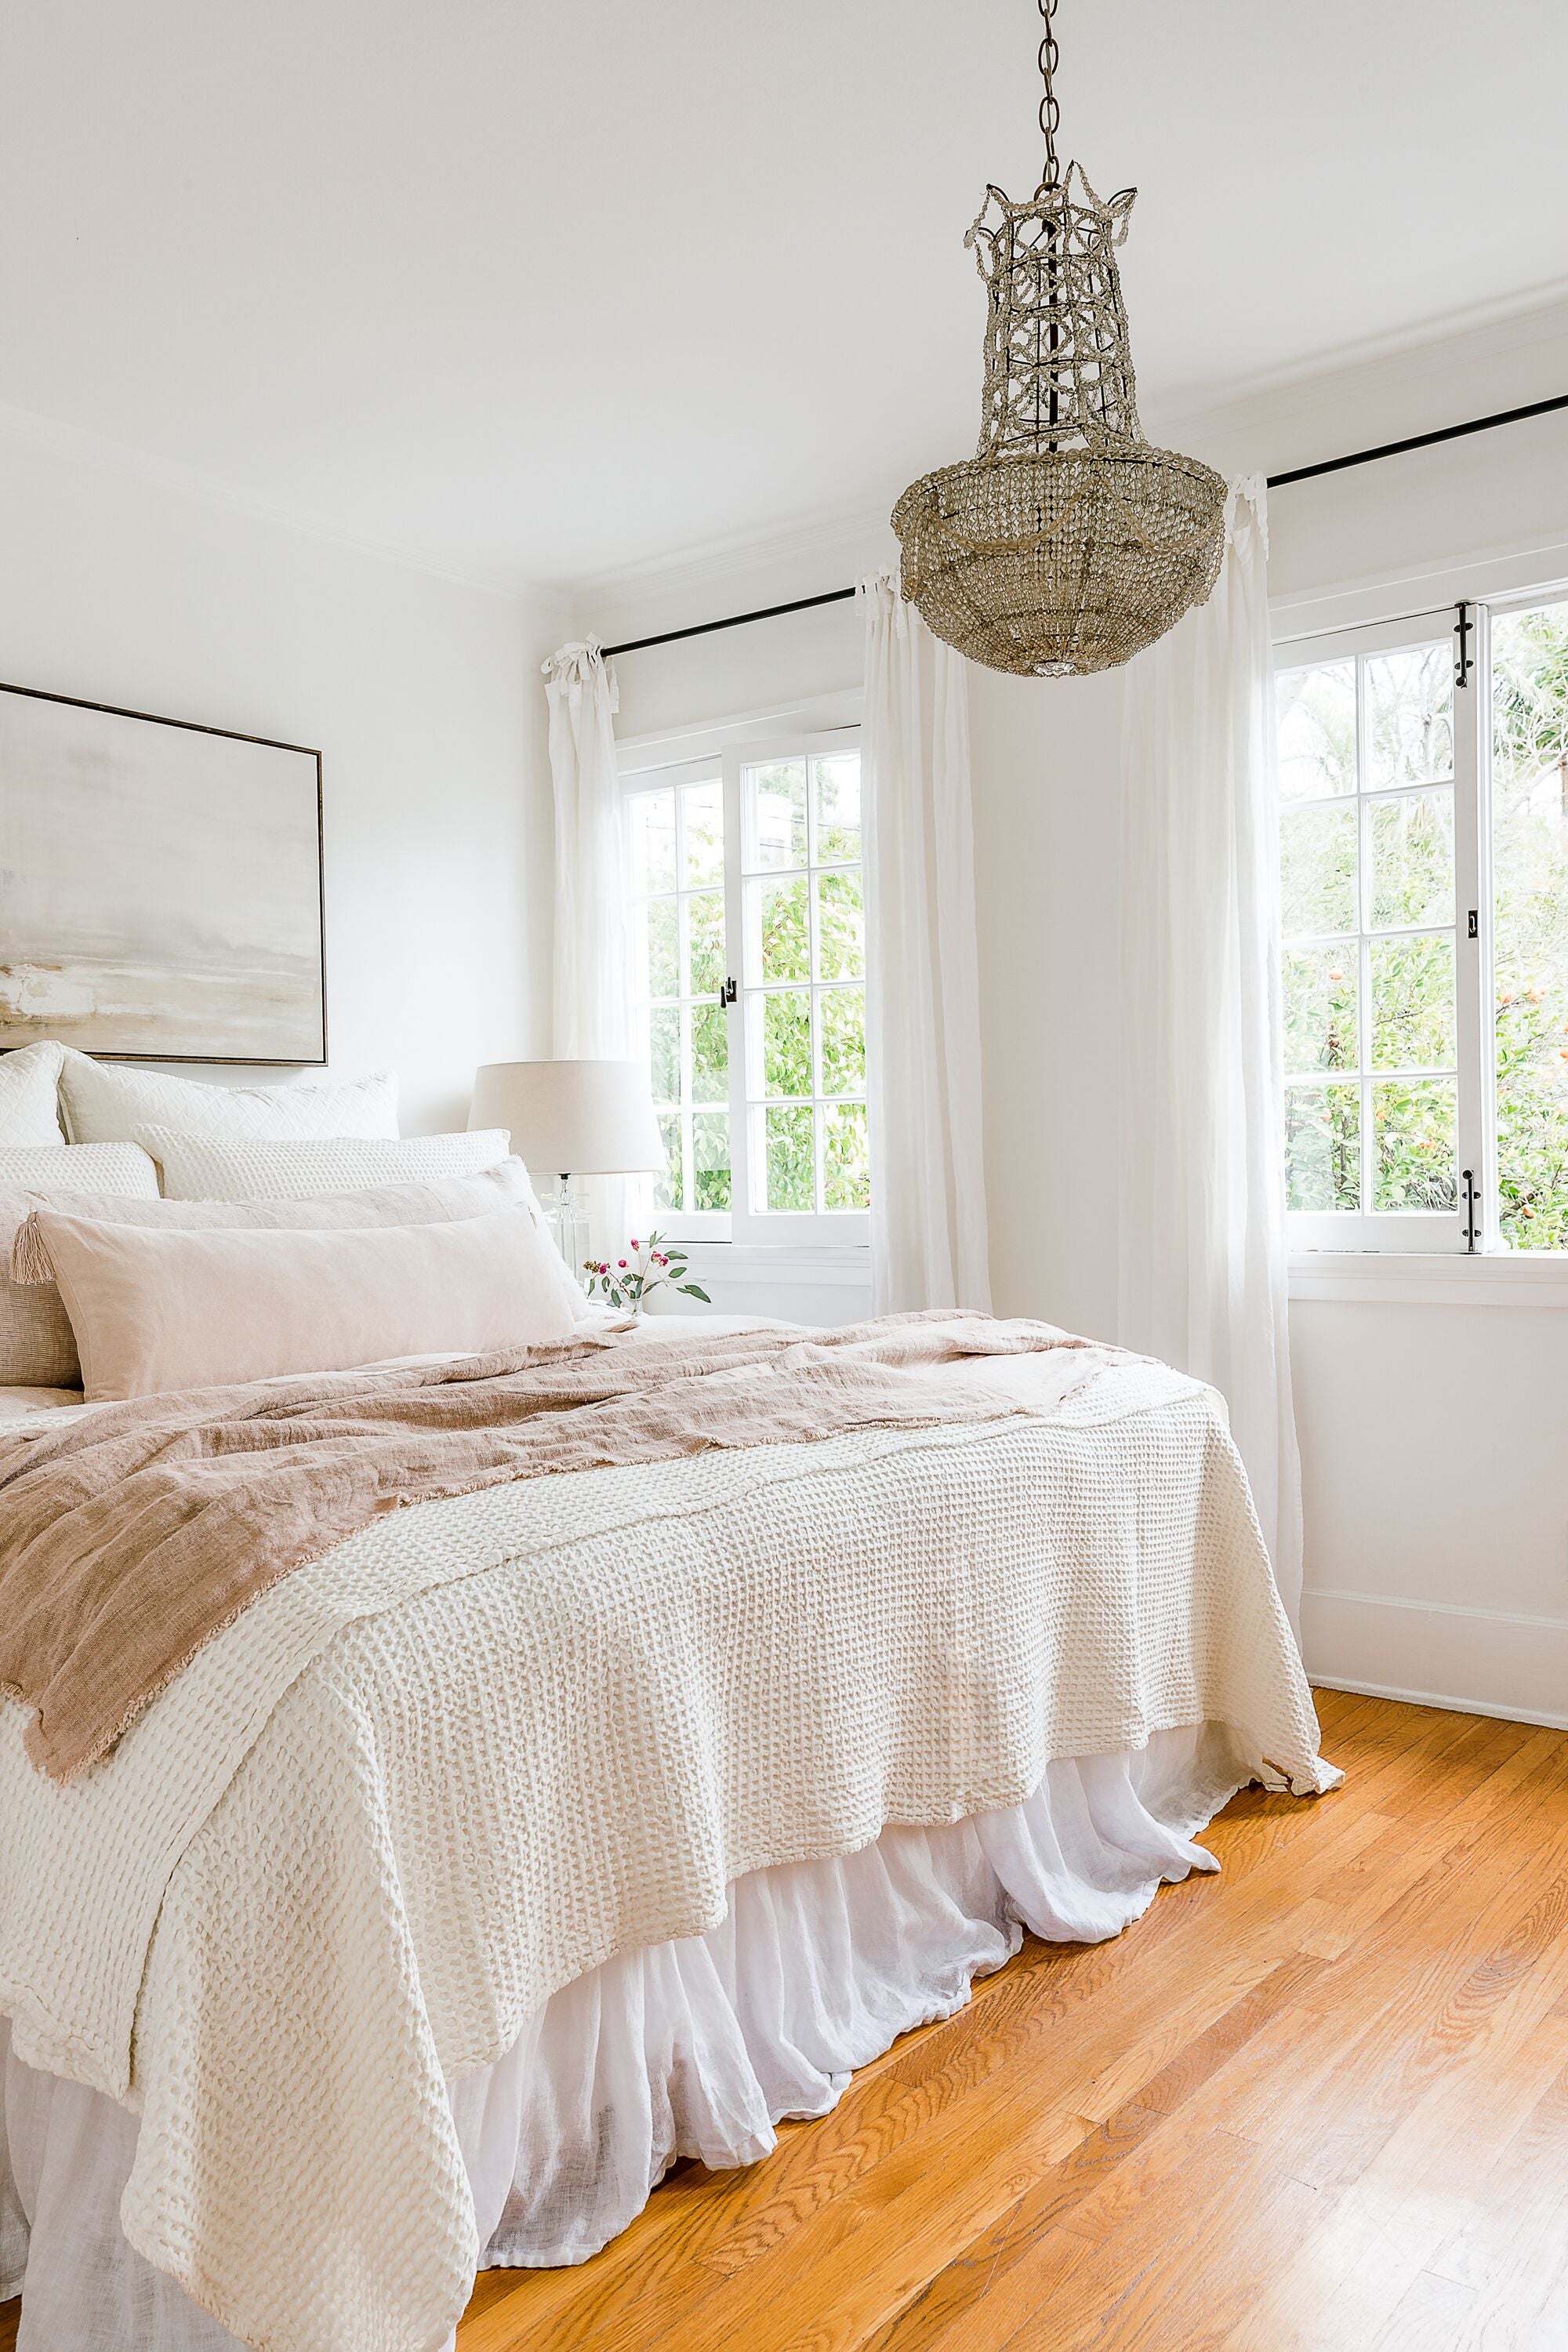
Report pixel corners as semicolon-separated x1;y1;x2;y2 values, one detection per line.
9;1210;56;1287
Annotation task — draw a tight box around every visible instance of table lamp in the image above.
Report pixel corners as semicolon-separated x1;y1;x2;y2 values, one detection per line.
469;1058;663;1270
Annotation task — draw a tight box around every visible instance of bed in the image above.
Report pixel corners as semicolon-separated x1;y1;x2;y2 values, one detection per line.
0;1311;1337;2352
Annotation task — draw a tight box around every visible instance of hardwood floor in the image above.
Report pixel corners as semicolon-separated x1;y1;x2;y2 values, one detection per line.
5;1690;1568;2350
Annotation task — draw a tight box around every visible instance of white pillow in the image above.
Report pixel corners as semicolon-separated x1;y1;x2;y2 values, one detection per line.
0;1144;161;1387
0;1142;160;1197
3;1159;583;1390
0;1043;67;1145
139;1128;511;1202
34;1205;579;1399
58;1047;398;1145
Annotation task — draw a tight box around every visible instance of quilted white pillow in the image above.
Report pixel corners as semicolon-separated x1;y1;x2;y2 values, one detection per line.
0;1043;67;1145
58;1048;398;1145
0;1142;160;1197
0;1143;161;1387
137;1128;512;1202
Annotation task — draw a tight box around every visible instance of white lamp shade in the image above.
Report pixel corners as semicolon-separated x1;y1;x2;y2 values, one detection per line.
469;1058;663;1177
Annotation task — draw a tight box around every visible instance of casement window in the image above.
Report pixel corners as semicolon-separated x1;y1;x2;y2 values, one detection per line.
1276;588;1568;1253
622;731;869;1246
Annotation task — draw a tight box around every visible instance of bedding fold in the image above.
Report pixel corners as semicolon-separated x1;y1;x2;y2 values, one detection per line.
0;1312;1091;1782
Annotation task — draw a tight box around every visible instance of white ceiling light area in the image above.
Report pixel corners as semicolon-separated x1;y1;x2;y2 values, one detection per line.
2;0;1565;593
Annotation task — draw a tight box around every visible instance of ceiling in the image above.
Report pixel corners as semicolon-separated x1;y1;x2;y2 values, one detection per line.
3;1;1565;593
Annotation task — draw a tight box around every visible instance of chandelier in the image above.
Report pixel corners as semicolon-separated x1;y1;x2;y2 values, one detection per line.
892;0;1226;677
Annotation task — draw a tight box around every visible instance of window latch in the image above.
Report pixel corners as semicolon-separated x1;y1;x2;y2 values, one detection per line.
1468;909;1479;940
720;977;738;1007
1454;600;1475;690
1461;1167;1479;1254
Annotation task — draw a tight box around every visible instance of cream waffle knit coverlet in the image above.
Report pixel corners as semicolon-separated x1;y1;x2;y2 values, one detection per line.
0;1331;1334;2352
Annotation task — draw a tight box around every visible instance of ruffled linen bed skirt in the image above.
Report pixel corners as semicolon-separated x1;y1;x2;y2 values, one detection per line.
0;1722;1274;2352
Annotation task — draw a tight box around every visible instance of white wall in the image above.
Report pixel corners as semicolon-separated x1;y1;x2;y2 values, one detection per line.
969;666;1123;1338
0;411;564;1134
587;294;1568;1723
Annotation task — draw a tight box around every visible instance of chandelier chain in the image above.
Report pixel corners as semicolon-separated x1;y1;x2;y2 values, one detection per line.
1036;0;1061;189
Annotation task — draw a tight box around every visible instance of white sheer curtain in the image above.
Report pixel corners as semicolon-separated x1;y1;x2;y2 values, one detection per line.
861;574;991;1315
543;641;633;1061
541;641;638;1251
1116;477;1304;1628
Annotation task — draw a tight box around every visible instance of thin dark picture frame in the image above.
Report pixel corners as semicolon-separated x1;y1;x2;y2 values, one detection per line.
0;678;327;1066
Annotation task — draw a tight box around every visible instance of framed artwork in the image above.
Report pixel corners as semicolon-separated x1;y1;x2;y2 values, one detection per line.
0;681;325;1065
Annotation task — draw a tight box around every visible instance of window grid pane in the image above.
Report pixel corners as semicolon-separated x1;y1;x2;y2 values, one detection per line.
1278;648;1458;1217
629;777;731;1219
740;752;868;1216
1491;597;1568;1250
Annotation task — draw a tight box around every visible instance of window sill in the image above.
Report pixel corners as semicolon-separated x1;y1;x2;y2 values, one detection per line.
1290;1250;1568;1307
678;1240;872;1292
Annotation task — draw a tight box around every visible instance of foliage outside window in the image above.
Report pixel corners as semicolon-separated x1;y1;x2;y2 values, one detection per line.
630;778;731;1219
1278;592;1568;1252
626;736;869;1244
1491;607;1568;1247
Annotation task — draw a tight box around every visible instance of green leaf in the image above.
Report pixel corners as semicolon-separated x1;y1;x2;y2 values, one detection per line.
681;1283;711;1302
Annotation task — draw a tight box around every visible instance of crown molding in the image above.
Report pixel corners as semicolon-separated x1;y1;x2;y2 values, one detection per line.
0;397;567;612
1150;281;1568;454
573;495;898;624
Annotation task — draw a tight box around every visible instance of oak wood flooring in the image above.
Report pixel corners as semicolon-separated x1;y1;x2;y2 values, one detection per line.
6;1692;1568;2350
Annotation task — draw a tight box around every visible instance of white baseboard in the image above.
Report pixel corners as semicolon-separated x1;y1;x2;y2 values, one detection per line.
1302;1585;1568;1732
1308;1675;1568;1733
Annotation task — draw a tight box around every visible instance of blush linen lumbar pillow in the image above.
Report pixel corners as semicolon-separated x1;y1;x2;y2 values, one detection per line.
136;1128;511;1202
0;1043;67;1145
3;1160;584;1390
57;1048;399;1145
31;1205;582;1400
0;1143;162;1387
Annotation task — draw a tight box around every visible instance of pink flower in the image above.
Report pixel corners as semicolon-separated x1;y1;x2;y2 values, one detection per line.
630;1239;640;1250
618;1258;628;1269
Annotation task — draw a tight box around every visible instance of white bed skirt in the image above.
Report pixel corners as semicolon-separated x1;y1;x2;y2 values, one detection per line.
1;1721;1269;2352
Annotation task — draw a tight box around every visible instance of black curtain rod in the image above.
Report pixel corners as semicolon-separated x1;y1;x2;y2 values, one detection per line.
601;390;1568;659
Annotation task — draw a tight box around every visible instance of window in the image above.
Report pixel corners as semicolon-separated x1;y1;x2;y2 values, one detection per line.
625;732;869;1246
1276;590;1568;1252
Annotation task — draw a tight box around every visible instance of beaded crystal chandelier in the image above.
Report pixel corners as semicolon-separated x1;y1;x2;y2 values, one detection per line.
892;0;1226;677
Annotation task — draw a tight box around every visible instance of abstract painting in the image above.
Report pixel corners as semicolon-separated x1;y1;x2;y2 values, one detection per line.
0;683;325;1063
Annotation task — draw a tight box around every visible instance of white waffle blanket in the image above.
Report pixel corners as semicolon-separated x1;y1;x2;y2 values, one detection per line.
0;1333;1334;2352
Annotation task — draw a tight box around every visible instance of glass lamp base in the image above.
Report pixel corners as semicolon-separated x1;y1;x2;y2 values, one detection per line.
542;1174;591;1285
